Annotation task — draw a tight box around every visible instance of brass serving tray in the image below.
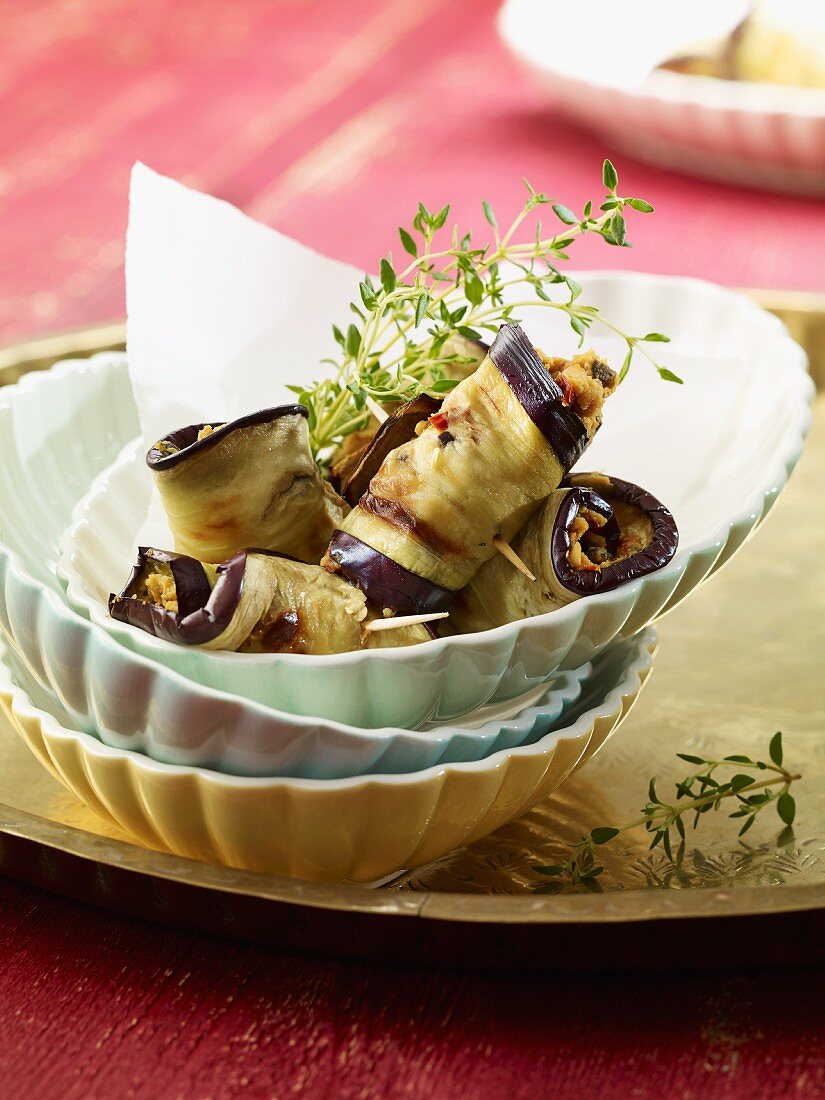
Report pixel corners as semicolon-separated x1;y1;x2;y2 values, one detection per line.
0;299;824;971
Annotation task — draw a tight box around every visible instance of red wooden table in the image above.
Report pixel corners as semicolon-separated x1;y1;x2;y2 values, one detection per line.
1;2;824;1096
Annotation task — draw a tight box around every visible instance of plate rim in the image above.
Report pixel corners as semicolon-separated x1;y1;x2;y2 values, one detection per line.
2;790;825;926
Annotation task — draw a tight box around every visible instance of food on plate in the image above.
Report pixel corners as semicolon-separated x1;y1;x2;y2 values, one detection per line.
110;167;682;656
110;329;676;654
147;406;347;565
109;547;434;654
660;3;825;89
324;323;618;614
111;319;677;657
451;473;679;633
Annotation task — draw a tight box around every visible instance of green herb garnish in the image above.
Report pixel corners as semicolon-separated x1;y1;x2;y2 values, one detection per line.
533;732;801;893
290;160;679;465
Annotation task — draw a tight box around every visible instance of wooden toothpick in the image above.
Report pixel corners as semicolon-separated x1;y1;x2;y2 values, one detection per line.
362;611;449;634
492;535;536;582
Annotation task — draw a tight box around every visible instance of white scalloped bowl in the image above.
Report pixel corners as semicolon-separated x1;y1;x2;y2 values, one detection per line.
500;0;825;196
0;354;598;765
0;630;655;882
51;272;812;727
0;354;589;775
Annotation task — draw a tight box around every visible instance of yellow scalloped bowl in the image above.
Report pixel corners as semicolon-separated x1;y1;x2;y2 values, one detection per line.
0;633;654;883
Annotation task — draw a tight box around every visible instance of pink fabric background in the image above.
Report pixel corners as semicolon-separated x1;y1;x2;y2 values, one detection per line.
0;0;822;347
1;2;824;1096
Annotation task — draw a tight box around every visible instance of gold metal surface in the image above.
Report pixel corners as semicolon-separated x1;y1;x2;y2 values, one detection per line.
398;408;825;895
749;289;825;388
0;297;823;926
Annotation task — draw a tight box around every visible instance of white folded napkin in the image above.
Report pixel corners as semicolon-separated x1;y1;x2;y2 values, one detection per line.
126;163;363;449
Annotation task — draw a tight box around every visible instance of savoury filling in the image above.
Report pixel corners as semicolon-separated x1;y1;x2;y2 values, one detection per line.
536;349;618;438
140;562;179;612
569;501;653;572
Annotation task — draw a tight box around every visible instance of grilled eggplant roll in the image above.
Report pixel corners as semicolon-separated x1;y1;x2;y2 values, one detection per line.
329;334;489;496
147;406;347;565
335;394;441;508
109;547;431;654
325;323;617;614
451;473;678;633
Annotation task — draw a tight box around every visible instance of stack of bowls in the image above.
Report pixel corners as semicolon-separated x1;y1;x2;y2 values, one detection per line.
0;273;812;882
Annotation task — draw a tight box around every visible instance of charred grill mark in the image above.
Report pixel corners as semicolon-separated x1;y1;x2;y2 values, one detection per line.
260;610;300;651
361;493;464;557
198;519;241;535
478;378;505;417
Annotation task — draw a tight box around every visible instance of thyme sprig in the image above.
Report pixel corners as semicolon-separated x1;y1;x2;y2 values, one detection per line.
291;160;679;464
533;732;801;893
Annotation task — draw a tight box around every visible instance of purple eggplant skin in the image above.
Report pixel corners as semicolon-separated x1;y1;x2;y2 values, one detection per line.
489;323;589;472
326;531;454;616
339;394;442;507
109;547;247;646
555;474;679;597
146;405;307;470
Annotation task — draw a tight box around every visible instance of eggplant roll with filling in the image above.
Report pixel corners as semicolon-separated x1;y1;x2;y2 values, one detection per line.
109;547;431;654
451;473;679;633
332;394;441;508
329;333;489;496
325;323;617;614
147;405;347;565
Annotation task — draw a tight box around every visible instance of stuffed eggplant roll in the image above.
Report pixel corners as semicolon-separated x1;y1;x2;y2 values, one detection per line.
109;547;431;655
329;334;489;496
147;406;347;565
334;394;441;507
451;473;678;633
325;323;617;614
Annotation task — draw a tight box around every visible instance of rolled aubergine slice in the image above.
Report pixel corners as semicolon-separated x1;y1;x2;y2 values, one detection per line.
451;473;679;633
329;333;489;496
325;323;617;614
108;547;432;654
147;406;347;565
334;393;442;507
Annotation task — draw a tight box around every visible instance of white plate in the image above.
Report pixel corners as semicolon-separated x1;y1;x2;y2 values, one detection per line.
0;362;593;777
499;0;825;196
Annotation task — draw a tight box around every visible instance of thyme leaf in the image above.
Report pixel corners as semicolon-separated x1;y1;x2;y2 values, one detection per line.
299;161;673;464
533;733;801;893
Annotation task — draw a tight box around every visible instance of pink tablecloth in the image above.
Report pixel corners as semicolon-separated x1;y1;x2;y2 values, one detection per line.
0;0;822;348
